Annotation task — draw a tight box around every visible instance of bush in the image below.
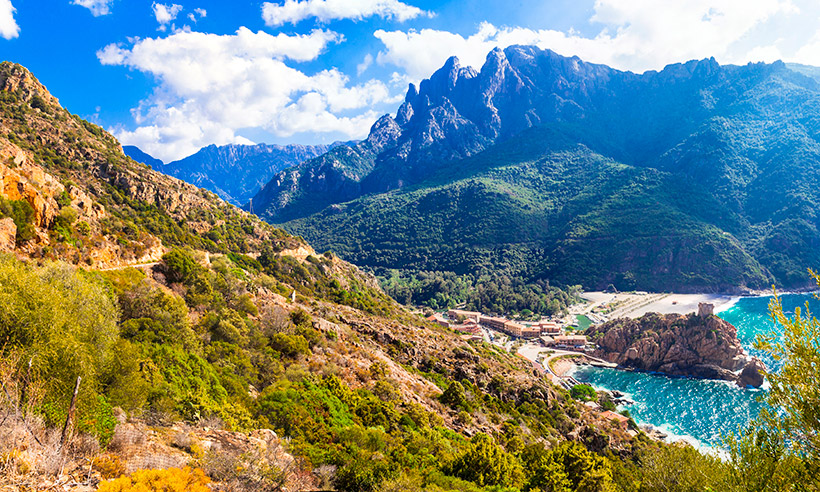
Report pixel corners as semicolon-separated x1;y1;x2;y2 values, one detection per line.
448;433;523;488
162;249;200;284
0;256;118;408
570;384;597;402
97;467;211;492
0;197;35;242
270;333;310;358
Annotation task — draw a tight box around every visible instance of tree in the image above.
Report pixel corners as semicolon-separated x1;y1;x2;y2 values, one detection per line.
728;273;820;489
448;433;524;488
570;384;596;402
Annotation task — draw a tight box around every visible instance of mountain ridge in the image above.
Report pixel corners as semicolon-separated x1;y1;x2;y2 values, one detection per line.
126;141;344;206
247;46;820;291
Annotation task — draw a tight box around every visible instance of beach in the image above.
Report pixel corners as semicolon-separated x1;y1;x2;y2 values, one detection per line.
550;356;579;377
579;292;737;319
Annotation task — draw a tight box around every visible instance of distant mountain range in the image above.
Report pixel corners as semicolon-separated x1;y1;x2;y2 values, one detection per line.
238;46;820;293
124;142;342;206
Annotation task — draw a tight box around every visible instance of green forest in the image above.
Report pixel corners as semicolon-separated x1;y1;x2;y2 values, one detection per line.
377;268;581;317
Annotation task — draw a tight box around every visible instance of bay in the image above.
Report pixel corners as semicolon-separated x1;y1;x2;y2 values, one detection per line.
571;293;819;449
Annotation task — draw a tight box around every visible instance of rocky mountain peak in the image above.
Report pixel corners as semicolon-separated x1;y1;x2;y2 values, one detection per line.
365;113;402;150
0;62;59;108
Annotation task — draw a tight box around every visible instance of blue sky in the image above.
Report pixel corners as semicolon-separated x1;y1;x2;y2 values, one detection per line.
1;0;820;161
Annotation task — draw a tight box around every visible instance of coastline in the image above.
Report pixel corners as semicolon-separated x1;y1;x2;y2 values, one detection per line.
550;356;578;377
580;291;738;319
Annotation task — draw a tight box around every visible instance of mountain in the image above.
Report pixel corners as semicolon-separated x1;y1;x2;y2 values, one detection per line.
2;60;692;491
251;46;820;292
158;142;342;206
123;144;164;168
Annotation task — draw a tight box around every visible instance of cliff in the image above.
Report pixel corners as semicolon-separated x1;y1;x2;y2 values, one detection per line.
586;311;766;387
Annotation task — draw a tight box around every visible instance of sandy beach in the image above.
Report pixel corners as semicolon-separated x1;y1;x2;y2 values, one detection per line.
579;292;737;319
550;356;580;377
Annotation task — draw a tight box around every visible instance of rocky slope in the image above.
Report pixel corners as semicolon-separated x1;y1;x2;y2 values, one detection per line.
127;142;341;207
0;61;305;269
586;310;766;387
251;45;820;291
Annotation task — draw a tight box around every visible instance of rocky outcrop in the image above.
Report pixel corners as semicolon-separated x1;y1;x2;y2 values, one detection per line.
0;217;15;251
0;141;63;228
586;312;766;387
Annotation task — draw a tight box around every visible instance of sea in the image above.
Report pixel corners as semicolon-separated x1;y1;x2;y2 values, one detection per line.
570;293;818;451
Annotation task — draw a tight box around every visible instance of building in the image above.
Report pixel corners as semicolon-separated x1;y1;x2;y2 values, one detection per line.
519;325;541;338
698;303;714;317
448;309;481;322
430;313;451;328
601;410;630;429
531;321;561;335
479;316;541;338
480;315;508;331
554;335;588;348
452;320;480;335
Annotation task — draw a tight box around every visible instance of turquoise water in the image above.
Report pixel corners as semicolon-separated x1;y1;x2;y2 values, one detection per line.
571;293;818;448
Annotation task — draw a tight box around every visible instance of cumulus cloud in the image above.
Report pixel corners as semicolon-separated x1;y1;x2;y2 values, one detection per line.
153;2;183;30
262;0;430;27
375;0;797;80
72;0;113;16
0;0;19;40
98;28;394;162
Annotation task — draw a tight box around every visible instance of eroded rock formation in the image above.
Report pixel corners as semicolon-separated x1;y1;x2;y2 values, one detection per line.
586;312;766;387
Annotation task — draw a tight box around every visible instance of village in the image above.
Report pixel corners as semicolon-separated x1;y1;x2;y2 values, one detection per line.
427;308;589;349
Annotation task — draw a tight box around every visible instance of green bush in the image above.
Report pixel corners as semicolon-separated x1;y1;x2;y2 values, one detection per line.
0;197;35;241
570;384;597;402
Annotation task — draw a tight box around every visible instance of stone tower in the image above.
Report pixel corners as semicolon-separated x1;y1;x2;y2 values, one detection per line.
698;302;714;317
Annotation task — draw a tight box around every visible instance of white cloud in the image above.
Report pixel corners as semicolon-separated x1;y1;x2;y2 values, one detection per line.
98;28;394;162
0;0;19;40
262;0;430;27
72;0;113;16
188;7;206;22
375;0;798;81
153;3;183;30
357;53;373;75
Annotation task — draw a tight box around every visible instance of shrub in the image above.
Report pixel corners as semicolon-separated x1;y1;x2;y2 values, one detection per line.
0;256;118;408
448;433;524;488
270;333;310;358
162;249;200;284
0;198;35;242
97;467;210;492
570;384;597;402
93;455;126;479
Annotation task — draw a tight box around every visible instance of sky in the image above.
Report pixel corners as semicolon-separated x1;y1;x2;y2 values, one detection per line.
3;0;820;162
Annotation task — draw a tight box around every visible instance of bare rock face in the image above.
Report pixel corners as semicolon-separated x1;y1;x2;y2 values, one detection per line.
587;312;767;387
0;217;15;251
739;357;766;388
0;140;64;229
